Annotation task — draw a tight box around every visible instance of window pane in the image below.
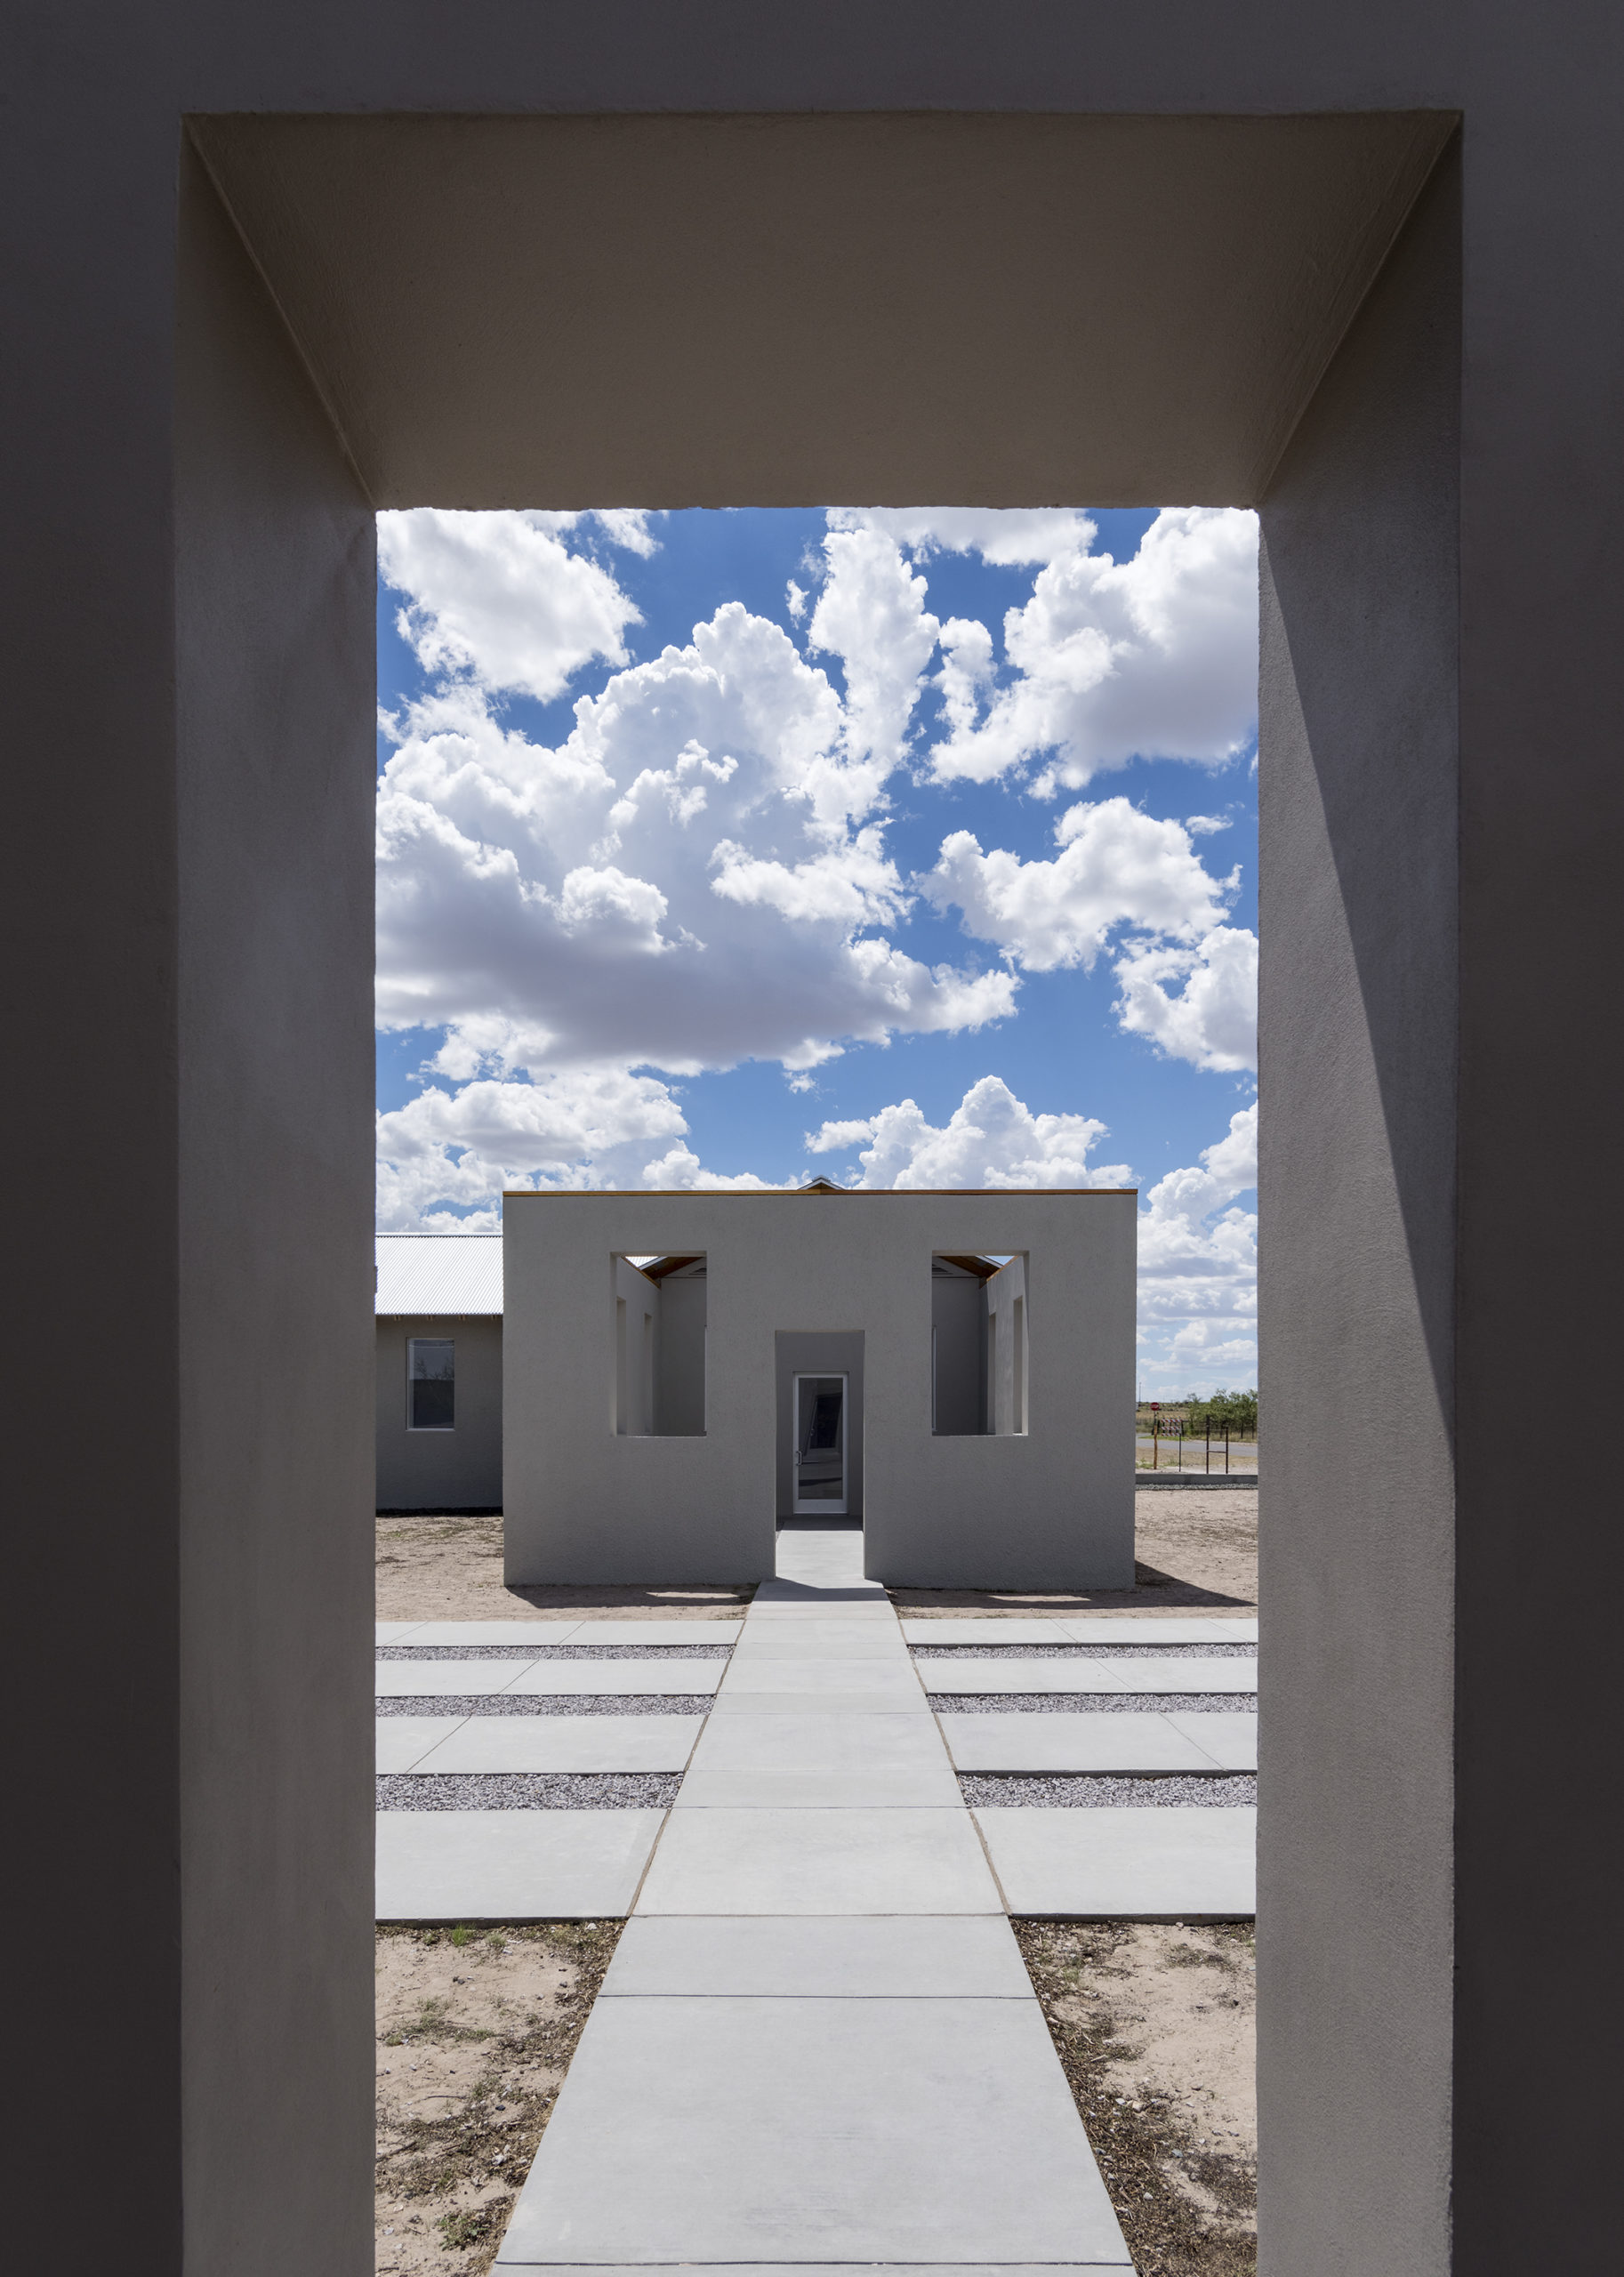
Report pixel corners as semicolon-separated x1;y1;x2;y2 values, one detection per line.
409;1340;454;1429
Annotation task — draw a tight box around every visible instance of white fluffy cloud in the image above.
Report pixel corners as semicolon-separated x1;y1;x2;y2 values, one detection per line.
924;797;1234;973
808;525;940;773
1137;1106;1258;1385
1113;924;1258;1073
375;511;1260;1251
376;605;1014;1081
806;1074;1130;1191
803;1077;1256;1388
829;507;1098;567
374;1068;690;1228
916;506;1258;792
378;510;653;703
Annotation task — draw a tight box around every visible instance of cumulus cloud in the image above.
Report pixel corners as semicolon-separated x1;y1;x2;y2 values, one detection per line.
920;506;1258;792
923;797;1234;973
800;1076;1256;1388
1138;1105;1258;1386
376;607;1013;1082
830;507;1098;567
1114;924;1258;1073
807;524;940;770
806;1075;1130;1191
378;510;649;704
375;1068;690;1227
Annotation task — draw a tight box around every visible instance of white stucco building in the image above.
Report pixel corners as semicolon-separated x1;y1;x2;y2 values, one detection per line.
503;1182;1137;1589
374;1232;503;1511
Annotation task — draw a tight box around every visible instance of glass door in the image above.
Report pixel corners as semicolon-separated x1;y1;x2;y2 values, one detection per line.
792;1373;848;1515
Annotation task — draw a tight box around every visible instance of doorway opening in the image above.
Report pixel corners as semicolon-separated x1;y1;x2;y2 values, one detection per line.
792;1372;848;1515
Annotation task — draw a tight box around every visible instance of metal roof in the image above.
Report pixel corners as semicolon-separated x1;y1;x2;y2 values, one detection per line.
376;1232;503;1316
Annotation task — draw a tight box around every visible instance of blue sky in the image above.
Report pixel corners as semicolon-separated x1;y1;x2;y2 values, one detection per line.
374;506;1259;1390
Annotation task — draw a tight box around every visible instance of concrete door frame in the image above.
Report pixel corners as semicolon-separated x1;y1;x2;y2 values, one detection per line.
6;11;1620;2274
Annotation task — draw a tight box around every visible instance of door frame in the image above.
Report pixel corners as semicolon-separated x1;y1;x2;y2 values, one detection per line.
791;1371;849;1516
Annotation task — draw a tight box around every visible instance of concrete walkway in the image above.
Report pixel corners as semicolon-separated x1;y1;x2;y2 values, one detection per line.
495;1520;1133;2271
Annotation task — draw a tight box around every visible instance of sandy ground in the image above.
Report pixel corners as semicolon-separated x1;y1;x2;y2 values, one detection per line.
893;1488;1257;1616
1017;1919;1256;2275
377;1492;1254;1623
374;1922;618;2276
376;1512;752;1621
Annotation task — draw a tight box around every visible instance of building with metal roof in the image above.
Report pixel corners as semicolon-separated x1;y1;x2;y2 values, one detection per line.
375;1233;503;1510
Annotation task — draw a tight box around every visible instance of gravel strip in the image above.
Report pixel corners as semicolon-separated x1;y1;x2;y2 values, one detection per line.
911;1641;1255;1661
375;1693;717;1718
375;1642;731;1661
961;1773;1258;1808
376;1772;681;1811
928;1692;1256;1715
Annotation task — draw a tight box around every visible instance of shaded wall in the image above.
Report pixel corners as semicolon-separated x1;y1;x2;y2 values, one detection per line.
173;154;377;2276
375;1317;503;1509
1257;152;1459;2273
931;1276;985;1435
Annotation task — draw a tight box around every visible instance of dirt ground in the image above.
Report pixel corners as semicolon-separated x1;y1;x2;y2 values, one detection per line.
376;1511;752;1621
1017;1919;1257;2275
893;1487;1258;1616
377;1492;1255;1624
374;1921;619;2276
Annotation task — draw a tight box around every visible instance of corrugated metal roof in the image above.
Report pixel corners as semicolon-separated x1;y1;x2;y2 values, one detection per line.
376;1233;503;1316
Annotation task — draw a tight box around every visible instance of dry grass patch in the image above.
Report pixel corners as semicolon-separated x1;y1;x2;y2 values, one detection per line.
1016;1918;1256;2276
374;1920;618;2274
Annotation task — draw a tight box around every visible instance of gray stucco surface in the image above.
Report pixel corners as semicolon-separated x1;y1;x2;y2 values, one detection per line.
8;9;1620;2271
375;1316;503;1509
503;1190;1135;1589
1258;154;1460;2271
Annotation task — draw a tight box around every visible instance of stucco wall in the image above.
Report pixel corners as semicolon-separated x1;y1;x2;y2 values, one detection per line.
504;1191;1135;1589
173;151;377;2277
375;1317;503;1510
1258;151;1459;2273
931;1270;986;1435
12;15;1622;2270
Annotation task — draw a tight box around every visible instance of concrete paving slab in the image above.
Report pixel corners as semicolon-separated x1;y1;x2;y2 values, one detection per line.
410;1715;704;1774
375;1621;426;1642
923;1656;1258;1694
675;1762;964;1809
750;1582;891;1606
687;1710;958;1775
1057;1616;1258;1645
1166;1710;1259;1770
680;1710;962;1806
599;1914;1036;1999
375;1716;466;1772
729;1633;910;1661
503;1659;724;1695
494;1994;1130;2266
391;1621;583;1647
559;1620;741;1647
898;1618;1074;1645
635;1805;1001;1914
720;1656;923;1698
939;1711;1229;1774
499;2266;1122;2274
708;1686;934;1717
375;1809;666;1921
976;1805;1257;1919
374;1657;534;1697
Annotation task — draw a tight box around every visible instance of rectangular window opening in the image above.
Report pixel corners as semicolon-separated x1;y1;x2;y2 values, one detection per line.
931;1251;1029;1436
407;1337;455;1432
612;1253;707;1436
